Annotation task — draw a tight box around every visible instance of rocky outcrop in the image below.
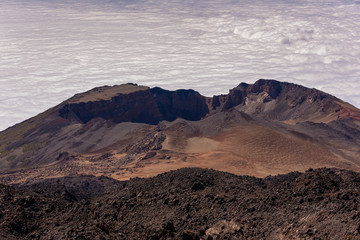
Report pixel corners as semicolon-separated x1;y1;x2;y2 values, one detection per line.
211;80;283;111
59;86;209;125
211;79;351;123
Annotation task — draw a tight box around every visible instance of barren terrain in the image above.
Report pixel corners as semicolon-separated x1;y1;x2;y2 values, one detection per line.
1;168;360;239
1;80;360;184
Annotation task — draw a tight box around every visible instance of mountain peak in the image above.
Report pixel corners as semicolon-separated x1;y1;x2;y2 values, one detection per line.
214;79;360;124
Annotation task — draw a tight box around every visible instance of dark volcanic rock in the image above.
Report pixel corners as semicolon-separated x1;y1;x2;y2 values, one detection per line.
1;168;360;239
214;79;345;122
16;175;124;200
221;79;282;110
59;87;209;125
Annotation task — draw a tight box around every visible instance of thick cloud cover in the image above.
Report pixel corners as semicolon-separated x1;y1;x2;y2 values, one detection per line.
1;0;360;130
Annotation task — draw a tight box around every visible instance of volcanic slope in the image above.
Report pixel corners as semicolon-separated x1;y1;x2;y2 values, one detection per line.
1;168;360;239
1;80;360;184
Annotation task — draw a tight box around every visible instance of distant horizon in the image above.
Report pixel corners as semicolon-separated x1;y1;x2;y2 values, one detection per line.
1;0;360;131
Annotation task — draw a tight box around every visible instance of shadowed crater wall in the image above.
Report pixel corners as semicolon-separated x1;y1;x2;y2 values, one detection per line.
59;87;209;125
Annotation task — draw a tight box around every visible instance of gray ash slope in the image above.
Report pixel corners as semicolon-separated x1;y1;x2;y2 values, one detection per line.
1;168;360;239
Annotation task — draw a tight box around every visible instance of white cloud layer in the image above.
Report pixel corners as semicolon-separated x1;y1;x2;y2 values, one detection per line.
0;0;360;131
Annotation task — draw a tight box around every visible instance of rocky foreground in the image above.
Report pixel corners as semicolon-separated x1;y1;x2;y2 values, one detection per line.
1;167;360;239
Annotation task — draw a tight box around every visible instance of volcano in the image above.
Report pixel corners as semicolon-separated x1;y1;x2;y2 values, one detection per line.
1;79;360;184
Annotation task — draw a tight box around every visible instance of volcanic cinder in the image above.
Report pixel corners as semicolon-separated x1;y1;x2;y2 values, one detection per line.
1;167;360;239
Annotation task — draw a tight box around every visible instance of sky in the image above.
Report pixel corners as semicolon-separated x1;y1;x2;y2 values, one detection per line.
0;0;360;131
